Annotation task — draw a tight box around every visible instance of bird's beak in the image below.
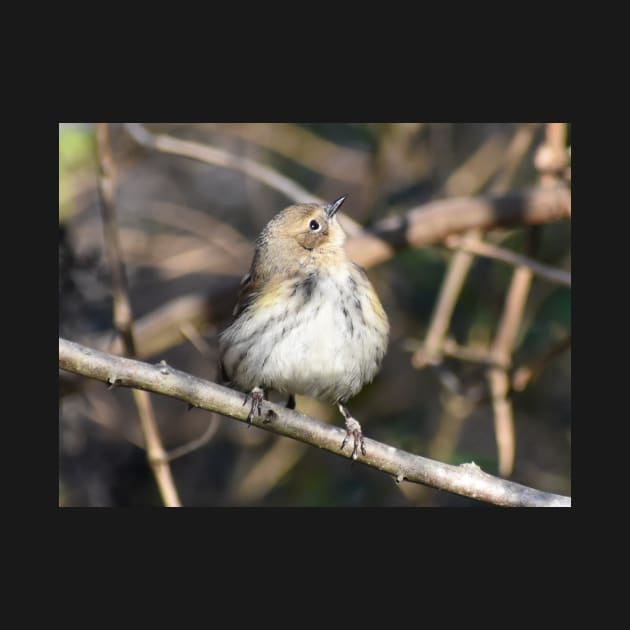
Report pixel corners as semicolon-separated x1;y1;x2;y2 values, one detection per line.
326;194;348;218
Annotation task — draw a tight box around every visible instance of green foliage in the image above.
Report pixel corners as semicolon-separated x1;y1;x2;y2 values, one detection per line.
59;125;96;222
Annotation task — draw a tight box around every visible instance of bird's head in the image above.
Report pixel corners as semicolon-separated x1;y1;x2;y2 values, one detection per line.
261;195;348;255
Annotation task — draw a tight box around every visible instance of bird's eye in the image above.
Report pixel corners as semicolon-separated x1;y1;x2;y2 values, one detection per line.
309;220;320;231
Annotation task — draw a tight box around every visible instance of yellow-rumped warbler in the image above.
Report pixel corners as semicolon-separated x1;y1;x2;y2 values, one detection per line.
219;195;389;459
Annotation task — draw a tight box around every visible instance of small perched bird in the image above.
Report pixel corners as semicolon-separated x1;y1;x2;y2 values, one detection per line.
219;195;389;459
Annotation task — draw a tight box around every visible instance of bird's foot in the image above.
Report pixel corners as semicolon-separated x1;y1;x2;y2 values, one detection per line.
338;404;366;460
243;387;264;427
341;417;366;460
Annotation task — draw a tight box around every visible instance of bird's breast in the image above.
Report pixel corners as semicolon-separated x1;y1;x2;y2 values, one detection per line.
219;266;389;403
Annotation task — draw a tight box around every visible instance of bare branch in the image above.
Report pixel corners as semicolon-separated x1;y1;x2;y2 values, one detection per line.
96;123;135;355
92;289;235;360
412;231;479;368
95;123;181;507
440;134;510;197
206;123;370;185
412;126;507;372
59;338;571;508
487;262;534;477
179;321;214;359
441;338;499;367
535;123;569;183
232;437;309;503
123;123;569;269
444;234;571;287
123;123;363;236
166;415;221;462
512;334;572;392
345;185;570;268
491;123;541;193
481;124;569;478
411;124;550;369
124;123;324;204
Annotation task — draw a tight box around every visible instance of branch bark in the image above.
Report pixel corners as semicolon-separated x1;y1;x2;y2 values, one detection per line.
123;122;365;235
345;184;570;268
411;125;553;370
124;123;570;249
124;122;324;205
412;230;479;368
96;123;181;507
59;338;571;508
206;123;370;185
444;235;571;287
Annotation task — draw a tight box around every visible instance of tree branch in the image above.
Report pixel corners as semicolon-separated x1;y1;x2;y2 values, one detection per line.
95;123;181;507
511;334;572;392
124;122;323;205
443;234;571;287
410;124;553;370
206;123;370;185
412;230;479;368
123;122;364;236
345;184;570;268
59;338;570;508
124;124;570;252
486;233;538;477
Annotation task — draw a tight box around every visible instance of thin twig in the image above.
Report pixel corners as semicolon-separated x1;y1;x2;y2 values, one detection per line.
444;235;571;287
124;123;364;236
487;265;533;476
415;125;544;475
485;123;569;477
166;415;221;462
232;437;309;503
95;123;181;507
412;125;542;368
207;123;370;184
97;124;135;355
92;288;235;360
59;338;571;507
347;184;570;269
412;231;479;368
84;390;145;450
123;123;323;204
482;124;560;476
166;320;226;460
511;334;572;392
511;125;569;404
441;338;500;367
146;201;253;265
124;123;569;267
179;321;214;358
440;133;510;197
491;123;541;194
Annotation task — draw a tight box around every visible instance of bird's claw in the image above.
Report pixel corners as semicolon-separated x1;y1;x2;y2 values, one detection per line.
340;417;366;460
243;387;264;427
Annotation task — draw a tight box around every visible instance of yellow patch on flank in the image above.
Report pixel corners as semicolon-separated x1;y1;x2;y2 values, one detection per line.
363;283;386;323
252;281;290;310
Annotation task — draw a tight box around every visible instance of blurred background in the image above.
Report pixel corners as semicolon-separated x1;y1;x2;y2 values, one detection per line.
59;122;571;507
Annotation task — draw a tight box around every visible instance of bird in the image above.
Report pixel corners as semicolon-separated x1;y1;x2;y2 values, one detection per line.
218;195;389;460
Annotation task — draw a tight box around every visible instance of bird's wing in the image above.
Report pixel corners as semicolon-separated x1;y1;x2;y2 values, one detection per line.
232;254;260;319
